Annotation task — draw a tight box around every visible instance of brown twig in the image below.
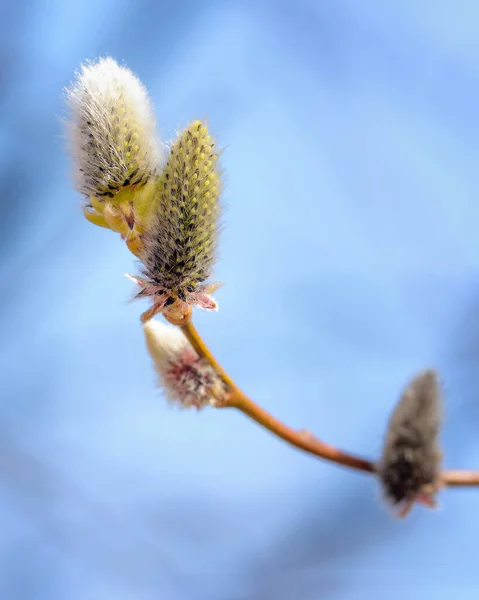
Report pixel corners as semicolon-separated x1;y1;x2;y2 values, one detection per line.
180;320;235;388
180;320;373;473
179;318;479;487
441;470;479;486
227;387;375;473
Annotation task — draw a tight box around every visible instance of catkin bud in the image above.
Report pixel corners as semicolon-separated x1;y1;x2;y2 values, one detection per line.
143;319;226;409
378;369;443;517
65;57;161;251
129;120;222;323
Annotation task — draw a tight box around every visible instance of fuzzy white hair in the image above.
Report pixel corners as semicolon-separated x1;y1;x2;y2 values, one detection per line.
143;320;225;409
65;57;161;198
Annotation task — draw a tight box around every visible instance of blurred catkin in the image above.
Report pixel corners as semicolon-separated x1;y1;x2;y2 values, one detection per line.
143;319;226;409
65;57;162;248
132;120;222;322
378;369;443;510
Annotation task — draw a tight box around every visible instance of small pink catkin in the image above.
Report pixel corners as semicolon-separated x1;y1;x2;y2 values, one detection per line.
143;319;226;409
378;369;443;511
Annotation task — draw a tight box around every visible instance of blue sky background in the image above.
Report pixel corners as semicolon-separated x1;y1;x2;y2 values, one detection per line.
1;0;479;598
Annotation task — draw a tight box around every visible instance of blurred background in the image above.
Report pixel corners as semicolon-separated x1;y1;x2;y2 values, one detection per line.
1;0;479;598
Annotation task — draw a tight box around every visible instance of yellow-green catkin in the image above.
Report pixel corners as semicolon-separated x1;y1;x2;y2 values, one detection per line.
65;57;162;253
131;120;222;322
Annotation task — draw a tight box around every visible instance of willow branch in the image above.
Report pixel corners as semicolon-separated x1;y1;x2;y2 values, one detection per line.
180;320;373;473
180;320;235;389
179;319;479;487
441;470;479;486
227;387;374;473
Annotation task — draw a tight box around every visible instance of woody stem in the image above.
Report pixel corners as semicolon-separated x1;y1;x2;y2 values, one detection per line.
179;319;479;487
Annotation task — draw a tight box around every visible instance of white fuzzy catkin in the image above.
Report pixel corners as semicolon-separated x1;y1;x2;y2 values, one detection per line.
65;57;161;199
143;320;225;409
